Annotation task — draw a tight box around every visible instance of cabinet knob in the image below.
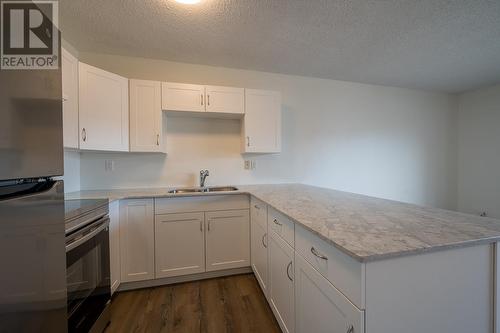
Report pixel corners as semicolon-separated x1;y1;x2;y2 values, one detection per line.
156;134;160;146
207;94;210;106
201;94;204;106
262;233;267;248
82;128;87;142
246;136;250;147
273;218;282;226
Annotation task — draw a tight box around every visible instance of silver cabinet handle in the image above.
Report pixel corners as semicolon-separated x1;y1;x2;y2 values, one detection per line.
273;218;282;226
201;94;204;106
207;94;210;106
286;261;293;281
347;325;354;333
254;204;260;210
262;233;267;248
311;247;328;260
82;128;87;142
246;136;250;147
156;134;160;146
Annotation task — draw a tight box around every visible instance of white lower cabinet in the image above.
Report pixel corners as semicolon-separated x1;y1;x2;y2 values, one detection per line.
109;200;121;295
119;199;155;282
251;217;268;295
268;231;295;333
295;254;364;333
205;209;250;272
155;212;205;278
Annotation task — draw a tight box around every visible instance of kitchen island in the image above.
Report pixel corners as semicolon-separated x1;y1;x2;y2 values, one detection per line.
67;183;500;333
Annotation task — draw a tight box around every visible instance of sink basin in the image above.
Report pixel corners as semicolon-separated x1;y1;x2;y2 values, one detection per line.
167;188;204;194
205;186;239;192
167;186;238;194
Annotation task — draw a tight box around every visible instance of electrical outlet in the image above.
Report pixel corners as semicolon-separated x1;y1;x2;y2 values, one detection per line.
251;160;257;170
244;160;251;170
105;160;115;172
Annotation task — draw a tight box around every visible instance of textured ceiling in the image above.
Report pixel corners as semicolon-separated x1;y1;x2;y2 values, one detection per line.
60;0;500;93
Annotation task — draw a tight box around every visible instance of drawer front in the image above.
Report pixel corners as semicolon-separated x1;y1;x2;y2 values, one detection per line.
295;225;364;309
155;194;249;214
251;196;268;230
268;207;295;248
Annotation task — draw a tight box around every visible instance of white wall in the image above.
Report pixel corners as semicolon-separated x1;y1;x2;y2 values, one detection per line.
77;53;458;209
458;84;500;218
63;150;81;193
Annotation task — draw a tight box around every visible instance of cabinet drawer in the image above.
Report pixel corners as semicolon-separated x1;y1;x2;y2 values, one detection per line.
251;196;268;230
155;195;249;214
295;225;364;309
268;207;294;248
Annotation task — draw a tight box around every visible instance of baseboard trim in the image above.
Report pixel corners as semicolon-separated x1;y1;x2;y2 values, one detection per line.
117;266;253;292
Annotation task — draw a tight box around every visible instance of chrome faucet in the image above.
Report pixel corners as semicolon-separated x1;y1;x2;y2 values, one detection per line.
200;170;210;187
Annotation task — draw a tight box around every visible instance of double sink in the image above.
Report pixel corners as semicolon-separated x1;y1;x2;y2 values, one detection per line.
168;186;238;194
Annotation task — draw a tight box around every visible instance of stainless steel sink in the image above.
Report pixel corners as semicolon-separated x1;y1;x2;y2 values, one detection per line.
167;186;238;194
205;186;239;192
167;188;204;194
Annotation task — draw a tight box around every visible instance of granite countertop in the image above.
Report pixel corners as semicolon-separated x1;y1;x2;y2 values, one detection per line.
65;183;500;262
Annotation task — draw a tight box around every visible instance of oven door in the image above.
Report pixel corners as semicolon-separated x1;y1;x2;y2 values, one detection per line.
66;218;110;333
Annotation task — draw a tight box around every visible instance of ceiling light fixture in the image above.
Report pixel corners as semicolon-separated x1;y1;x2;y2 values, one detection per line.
174;0;201;4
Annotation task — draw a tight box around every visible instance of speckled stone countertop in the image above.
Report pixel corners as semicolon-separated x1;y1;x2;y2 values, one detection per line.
65;183;500;262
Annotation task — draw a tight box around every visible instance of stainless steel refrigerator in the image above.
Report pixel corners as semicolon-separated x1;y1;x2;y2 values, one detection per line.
0;26;67;333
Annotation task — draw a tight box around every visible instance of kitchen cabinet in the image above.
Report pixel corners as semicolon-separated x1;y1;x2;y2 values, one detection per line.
268;231;295;333
242;89;281;153
119;199;154;282
155;212;205;278
162;82;244;115
61;47;79;149
250;197;269;295
79;62;129;151
109;200;120;295
295;254;364;333
205;209;250;271
205;85;244;114
129;79;164;153
161;82;205;112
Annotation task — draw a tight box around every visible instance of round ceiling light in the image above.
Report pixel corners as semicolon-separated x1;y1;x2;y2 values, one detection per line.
174;0;201;4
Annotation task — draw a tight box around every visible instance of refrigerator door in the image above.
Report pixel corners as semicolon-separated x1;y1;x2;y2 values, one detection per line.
0;61;63;181
0;180;67;333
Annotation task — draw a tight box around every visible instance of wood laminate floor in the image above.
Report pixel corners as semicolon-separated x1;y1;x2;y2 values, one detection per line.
105;274;282;333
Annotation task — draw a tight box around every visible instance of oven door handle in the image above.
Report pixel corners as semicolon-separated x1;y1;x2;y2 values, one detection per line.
66;219;109;252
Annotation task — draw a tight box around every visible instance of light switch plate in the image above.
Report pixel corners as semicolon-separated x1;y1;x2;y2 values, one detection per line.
105;160;115;172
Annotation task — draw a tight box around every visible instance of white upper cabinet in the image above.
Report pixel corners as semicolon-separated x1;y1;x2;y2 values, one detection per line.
161;82;205;112
161;83;244;115
129;79;164;153
61;48;79;149
205;85;244;114
242;89;281;153
78;62;129;151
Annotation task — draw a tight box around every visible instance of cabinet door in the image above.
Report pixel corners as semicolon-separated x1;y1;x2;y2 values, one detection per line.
161;82;205;112
251;217;269;295
251;197;268;294
119;199;154;282
269;231;295;333
205;209;250;272
205;85;244;114
155;212;205;278
129;79;164;153
295;255;364;333
79;62;129;151
109;200;120;295
242;89;281;153
61;48;79;149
